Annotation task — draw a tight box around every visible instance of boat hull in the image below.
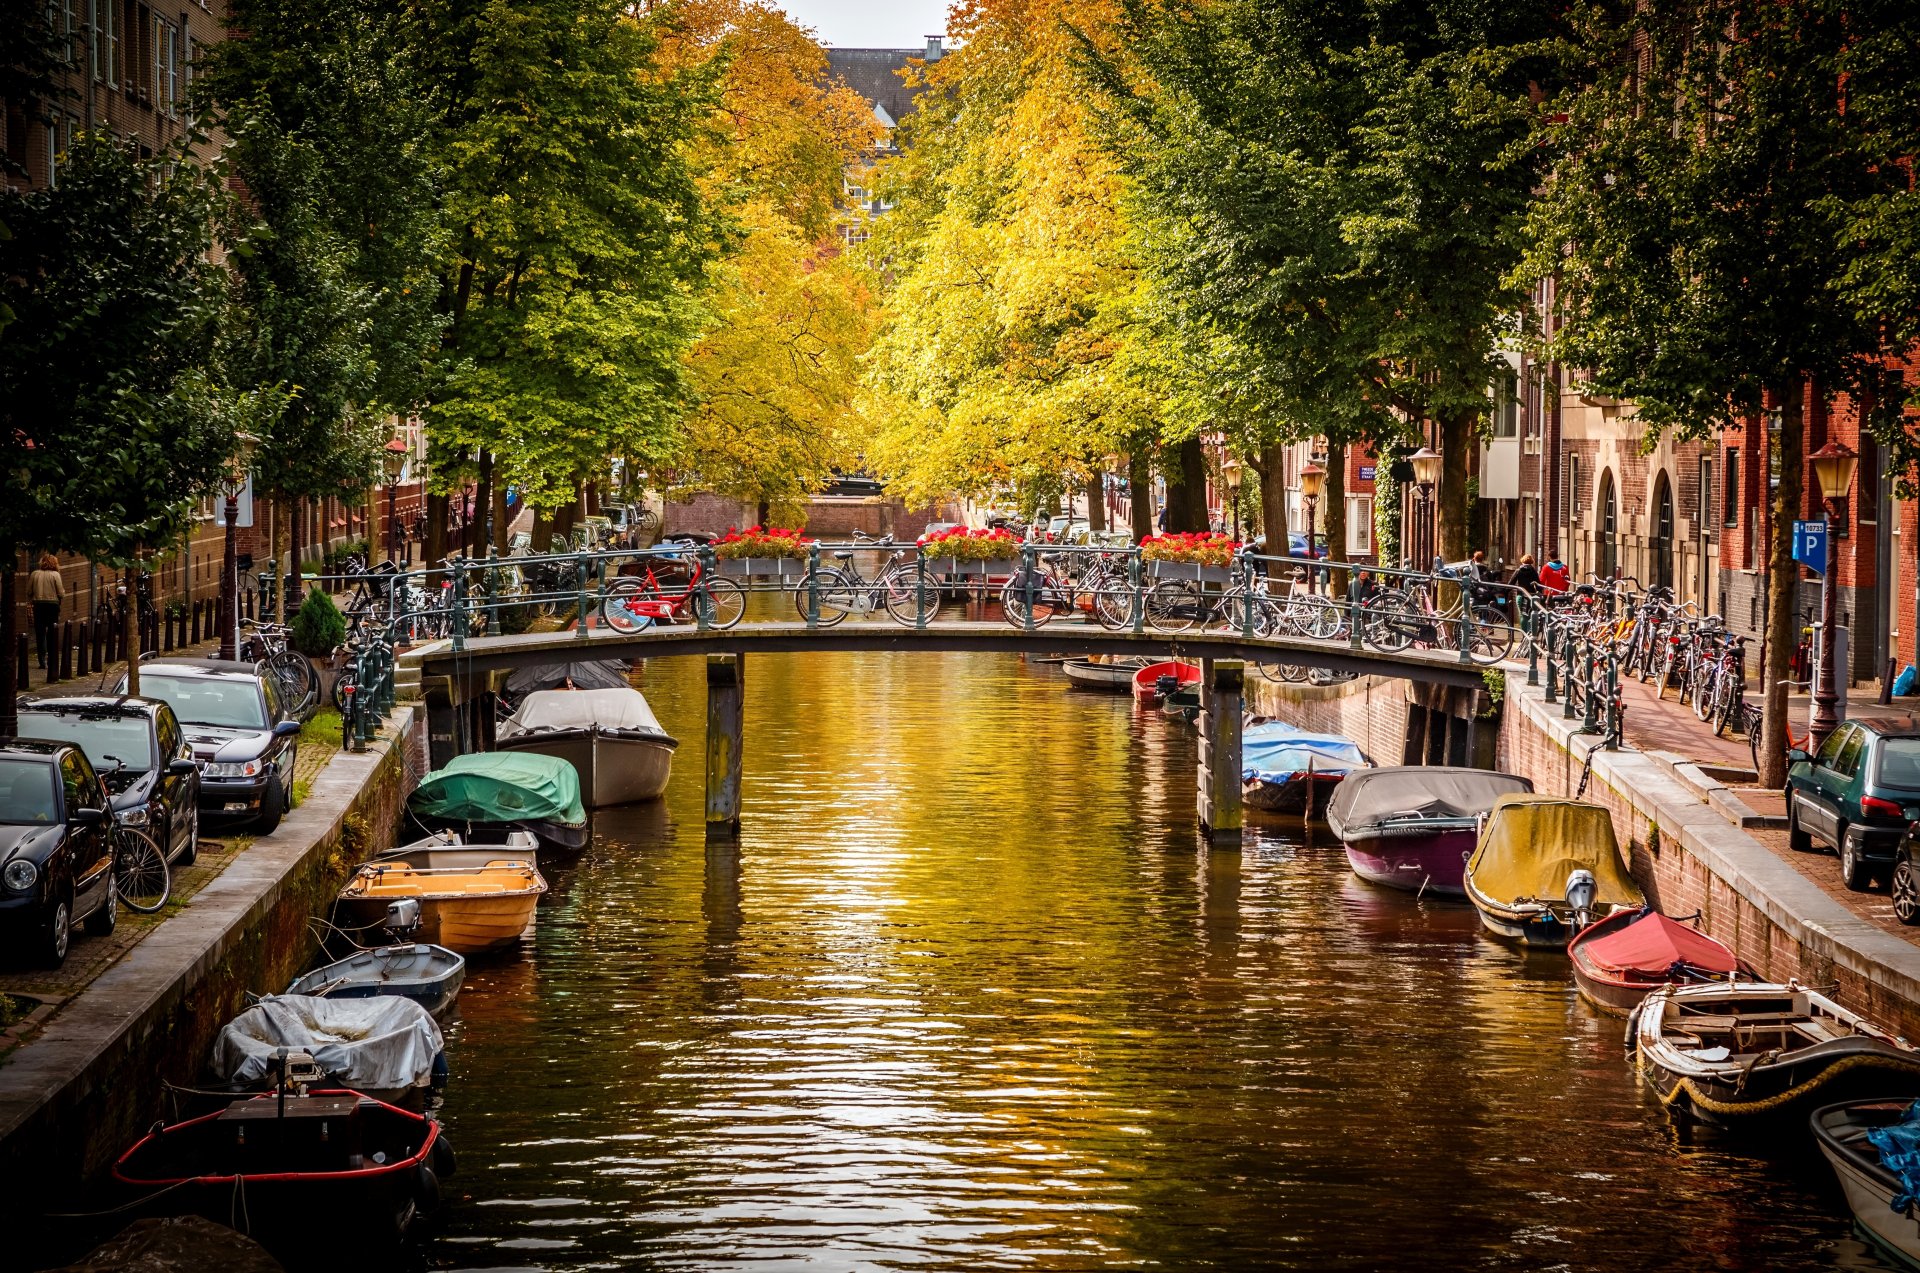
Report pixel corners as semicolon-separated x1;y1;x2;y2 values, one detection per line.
1813;1102;1920;1270
1244;772;1347;816
496;729;675;807
1641;1044;1920;1125
286;944;467;1016
1062;659;1140;691
1342;828;1475;896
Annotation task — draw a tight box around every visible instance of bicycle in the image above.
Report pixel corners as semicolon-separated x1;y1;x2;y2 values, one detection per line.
114;820;170;914
1359;573;1515;664
1690;628;1749;737
602;552;745;631
791;535;921;627
239;620;320;719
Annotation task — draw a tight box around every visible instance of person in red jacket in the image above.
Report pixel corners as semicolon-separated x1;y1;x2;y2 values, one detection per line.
1537;553;1570;595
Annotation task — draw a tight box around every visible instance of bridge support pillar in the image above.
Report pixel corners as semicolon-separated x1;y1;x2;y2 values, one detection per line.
706;653;744;840
1197;658;1244;842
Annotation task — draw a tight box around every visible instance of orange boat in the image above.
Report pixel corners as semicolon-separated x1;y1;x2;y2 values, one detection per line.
1131;660;1201;704
337;859;547;955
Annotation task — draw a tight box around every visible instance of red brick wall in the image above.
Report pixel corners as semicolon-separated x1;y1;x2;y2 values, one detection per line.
1246;674;1412;762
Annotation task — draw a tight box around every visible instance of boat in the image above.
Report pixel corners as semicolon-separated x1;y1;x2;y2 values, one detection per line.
1632;982;1920;1123
286;943;467;1016
113;1086;454;1247
1325;766;1531;895
407;751;589;853
379;827;542;871
1566;906;1743;1016
502;657;632;701
336;857;548;955
1132;660;1201;704
1463;795;1645;946
495;686;677;806
1062;656;1153;691
1813;1099;1920;1268
1241;721;1371;815
210;995;446;1103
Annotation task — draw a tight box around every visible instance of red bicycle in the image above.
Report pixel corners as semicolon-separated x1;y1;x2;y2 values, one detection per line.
600;555;746;632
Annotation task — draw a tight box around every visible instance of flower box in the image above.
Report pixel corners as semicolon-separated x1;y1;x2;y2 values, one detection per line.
936;558;1016;576
1150;560;1232;584
718;557;804;578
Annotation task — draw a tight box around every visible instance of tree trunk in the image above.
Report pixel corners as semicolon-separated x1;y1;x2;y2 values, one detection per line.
1325;442;1348;598
1760;384;1806;787
530;508;555;553
271;494;288;623
552;497;580;546
1129;450;1154;540
124;562;140;697
491;478;510;553
288;496;305;610
1;549;17;737
1085;472;1107;532
756;499;771;529
1164;434;1208;533
426;491;450;579
1260;441;1289;548
469;453;492;557
1438;411;1473;567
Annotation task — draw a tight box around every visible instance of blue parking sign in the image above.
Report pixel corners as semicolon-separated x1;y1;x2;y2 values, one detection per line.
1793;519;1828;575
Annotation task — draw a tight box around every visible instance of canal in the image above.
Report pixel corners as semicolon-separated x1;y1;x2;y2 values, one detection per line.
428;650;1874;1271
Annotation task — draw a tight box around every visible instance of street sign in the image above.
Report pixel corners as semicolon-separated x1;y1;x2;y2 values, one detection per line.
1792;518;1828;576
217;474;255;530
1359;465;1377;481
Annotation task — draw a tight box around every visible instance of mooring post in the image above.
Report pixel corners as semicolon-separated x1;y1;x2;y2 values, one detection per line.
706;653;744;840
1197;658;1244;842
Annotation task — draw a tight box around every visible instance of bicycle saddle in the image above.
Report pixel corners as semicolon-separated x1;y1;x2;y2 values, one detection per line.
832;550;854;561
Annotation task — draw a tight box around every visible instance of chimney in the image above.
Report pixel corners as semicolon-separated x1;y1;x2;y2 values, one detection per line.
925;34;944;61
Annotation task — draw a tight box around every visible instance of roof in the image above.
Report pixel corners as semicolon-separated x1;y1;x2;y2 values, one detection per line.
826;48;932;129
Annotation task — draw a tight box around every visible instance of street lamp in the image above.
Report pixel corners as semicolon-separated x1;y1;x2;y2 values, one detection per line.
1299;460;1326;593
1410;447;1442;570
383;437;409;564
1223;458;1243;542
218;431;260;662
1808;439;1858;750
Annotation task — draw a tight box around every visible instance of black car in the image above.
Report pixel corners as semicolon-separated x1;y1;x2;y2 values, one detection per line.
121;661;301;833
16;697;201;865
0;740;117;966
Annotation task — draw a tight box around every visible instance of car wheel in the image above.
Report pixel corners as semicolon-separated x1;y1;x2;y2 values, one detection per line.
1894;858;1920;925
1839;828;1872;892
255;779;285;835
1786;796;1815;853
84;876;117;936
42;897;71;968
175;807;197;867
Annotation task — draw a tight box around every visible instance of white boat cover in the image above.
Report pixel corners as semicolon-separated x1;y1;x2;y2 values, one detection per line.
497;687;669;739
1326;766;1533;840
211;994;444;1091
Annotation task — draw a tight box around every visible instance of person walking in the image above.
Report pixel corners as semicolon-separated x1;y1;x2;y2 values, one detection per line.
28;553;62;673
1538;552;1570;595
1509;553;1541;595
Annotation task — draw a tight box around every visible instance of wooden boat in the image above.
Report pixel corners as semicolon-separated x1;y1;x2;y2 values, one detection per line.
1632;982;1920;1124
407;752;588;853
211;996;446;1103
336;859;547;955
1242;722;1371;816
286;943;467;1016
1464;795;1645;946
379;828;541;872
1326;766;1530;895
1813;1100;1920;1269
1567;906;1743;1016
1132;660;1201;704
1062;656;1153;691
495;687;676;806
113;1089;454;1247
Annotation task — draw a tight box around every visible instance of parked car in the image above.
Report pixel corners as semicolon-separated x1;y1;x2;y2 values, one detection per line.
1045;515;1089;544
1785;717;1920;890
14;697;201;867
0;740;117;966
119;661;302;834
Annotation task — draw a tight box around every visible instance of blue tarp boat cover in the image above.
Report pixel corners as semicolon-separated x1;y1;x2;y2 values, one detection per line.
1242;720;1369;782
1869;1101;1920;1211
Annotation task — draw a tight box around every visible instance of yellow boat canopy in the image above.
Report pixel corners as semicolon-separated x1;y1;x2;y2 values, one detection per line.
1468;795;1644;906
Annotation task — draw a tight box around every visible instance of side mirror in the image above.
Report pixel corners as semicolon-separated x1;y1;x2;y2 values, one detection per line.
274;720;302;737
1786;748;1811;766
168;758;198;776
70;806;106;827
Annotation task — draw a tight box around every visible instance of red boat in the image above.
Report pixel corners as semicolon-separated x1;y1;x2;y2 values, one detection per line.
1568;907;1744;1017
1132;660;1201;704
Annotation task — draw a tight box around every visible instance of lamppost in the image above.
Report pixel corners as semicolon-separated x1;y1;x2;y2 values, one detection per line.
1223;458;1243;542
218;431;259;662
383;437;409;564
1299;460;1326;593
1809;439;1858;750
1410;447;1443;571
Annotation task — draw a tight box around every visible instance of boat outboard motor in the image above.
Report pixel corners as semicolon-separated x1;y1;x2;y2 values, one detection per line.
384;897;423;936
1156;674;1179;699
1564;868;1598;927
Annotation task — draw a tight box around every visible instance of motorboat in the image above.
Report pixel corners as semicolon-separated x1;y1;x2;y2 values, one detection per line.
1632;982;1920;1123
379;828;541;872
1062;656;1153;691
1567;906;1743;1016
502;658;632;701
336;857;548;955
1813;1100;1920;1268
1241;721;1371;816
495;687;677;806
1132;660;1200;704
407;752;588;853
1325;766;1532;895
210;996;446;1103
286;943;467;1017
1464;795;1645;946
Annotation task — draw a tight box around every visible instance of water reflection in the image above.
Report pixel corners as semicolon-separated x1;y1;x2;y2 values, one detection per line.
431;651;1877;1271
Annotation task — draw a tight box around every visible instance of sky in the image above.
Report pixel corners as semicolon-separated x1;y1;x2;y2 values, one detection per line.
774;0;952;50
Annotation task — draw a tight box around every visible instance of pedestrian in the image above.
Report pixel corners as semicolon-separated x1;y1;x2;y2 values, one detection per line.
1510;553;1541;595
1538;552;1570;595
28;553;61;671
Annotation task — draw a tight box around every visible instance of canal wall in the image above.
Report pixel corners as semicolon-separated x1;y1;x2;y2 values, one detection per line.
0;707;423;1202
1245;673;1492;768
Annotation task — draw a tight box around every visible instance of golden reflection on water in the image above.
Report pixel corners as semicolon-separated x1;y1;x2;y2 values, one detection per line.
431;651;1872;1272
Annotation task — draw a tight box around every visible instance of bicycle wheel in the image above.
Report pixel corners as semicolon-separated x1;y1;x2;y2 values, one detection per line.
1466;605;1514;665
1712;682;1741;737
694;578;747;630
881;569;938;627
1296;595;1343;641
1091;577;1136;630
1360;592;1417;653
792;569;856;627
600;579;652;634
115;827;170;914
1144;580;1201;633
1001;571;1068;629
268;649;319;719
1691;667;1719;721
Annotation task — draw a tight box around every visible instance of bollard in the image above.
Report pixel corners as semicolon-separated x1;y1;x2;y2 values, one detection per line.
189;600;200;645
15;633;27;689
91;616;104;673
57;621;72;683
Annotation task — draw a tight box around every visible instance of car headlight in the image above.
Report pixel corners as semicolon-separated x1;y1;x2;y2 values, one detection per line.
3;858;37;892
203;760;262;779
120;806;150;827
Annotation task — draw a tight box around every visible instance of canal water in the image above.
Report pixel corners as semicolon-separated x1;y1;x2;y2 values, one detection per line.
428;651;1882;1272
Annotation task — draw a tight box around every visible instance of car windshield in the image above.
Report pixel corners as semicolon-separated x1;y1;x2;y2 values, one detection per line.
0;759;57;824
16;713;155;773
139;675;267;730
1877;739;1920;792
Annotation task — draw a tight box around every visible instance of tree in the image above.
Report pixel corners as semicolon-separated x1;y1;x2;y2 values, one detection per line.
1517;0;1892;785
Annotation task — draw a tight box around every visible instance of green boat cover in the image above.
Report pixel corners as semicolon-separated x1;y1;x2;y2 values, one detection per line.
408;752;586;828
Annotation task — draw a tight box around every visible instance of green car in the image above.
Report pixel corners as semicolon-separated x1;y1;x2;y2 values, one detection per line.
1785;717;1920;891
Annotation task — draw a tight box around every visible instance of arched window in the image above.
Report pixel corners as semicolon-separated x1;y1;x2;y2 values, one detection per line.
1650;471;1674;590
1597;470;1618;580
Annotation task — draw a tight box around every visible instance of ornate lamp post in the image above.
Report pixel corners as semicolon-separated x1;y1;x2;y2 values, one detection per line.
218;431;259;662
1223;458;1243;542
1298;460;1326;593
383;436;409;564
1809;440;1858;750
1410;447;1443;571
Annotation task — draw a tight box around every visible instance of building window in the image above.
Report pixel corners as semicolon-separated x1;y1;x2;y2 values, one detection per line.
154;16;177;112
1723;447;1739;527
1859;432;1880;526
1345;495;1372;556
1493;373;1518;438
1565;455;1581;525
1698;456;1713;542
52;0;78;63
1831;495;1851;540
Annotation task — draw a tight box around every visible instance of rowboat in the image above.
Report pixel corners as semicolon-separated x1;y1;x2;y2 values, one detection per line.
113;1089;454;1247
1062;656;1153;691
379;828;541;872
1631;981;1920;1123
211;996;446;1103
286;943;467;1016
1132;660;1200;704
1241;721;1370;815
1464;796;1644;946
1567;906;1742;1016
1813;1100;1920;1269
495;686;677;807
1325;766;1531;895
408;752;588;853
336;858;547;955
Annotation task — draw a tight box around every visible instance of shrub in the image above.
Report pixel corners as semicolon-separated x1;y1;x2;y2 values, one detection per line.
290;585;346;656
